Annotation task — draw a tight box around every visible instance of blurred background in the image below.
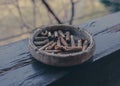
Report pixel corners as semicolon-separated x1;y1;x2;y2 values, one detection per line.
0;0;120;46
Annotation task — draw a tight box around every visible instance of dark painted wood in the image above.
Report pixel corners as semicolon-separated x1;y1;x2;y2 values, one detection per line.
0;12;120;86
49;50;120;86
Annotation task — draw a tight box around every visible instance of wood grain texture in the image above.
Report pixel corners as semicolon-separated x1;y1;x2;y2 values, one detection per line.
0;12;120;86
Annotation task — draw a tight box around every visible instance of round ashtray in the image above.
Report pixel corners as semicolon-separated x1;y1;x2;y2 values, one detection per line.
29;25;95;67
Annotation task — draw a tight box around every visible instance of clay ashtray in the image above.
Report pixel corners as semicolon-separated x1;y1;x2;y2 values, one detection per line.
29;25;95;67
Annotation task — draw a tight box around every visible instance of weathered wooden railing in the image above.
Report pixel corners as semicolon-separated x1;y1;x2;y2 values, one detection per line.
0;12;120;86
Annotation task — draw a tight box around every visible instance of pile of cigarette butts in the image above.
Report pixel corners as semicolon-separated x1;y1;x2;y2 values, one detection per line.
33;30;89;54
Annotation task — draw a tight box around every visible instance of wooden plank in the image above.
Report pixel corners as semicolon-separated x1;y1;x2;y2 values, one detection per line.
49;50;120;86
0;12;120;86
0;39;68;86
79;12;120;36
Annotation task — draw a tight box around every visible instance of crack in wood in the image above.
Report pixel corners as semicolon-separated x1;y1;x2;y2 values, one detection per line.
93;24;120;36
106;24;120;33
0;53;36;75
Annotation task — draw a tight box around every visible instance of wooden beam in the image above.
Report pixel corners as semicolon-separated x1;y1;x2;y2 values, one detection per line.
0;12;120;86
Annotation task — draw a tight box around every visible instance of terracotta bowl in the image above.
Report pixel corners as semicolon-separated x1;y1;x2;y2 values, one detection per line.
29;25;95;67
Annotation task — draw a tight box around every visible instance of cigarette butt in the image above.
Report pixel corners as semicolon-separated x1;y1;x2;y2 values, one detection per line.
55;37;61;49
70;35;75;47
82;40;88;51
48;32;52;40
55;46;82;52
54;31;58;38
78;39;82;47
54;31;58;41
34;37;48;41
41;30;48;36
55;45;66;50
58;30;65;38
46;42;57;50
65;31;70;43
65;47;82;52
48;31;51;37
39;41;54;50
34;39;49;46
55;45;61;50
55;37;67;50
60;37;68;46
45;50;61;53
